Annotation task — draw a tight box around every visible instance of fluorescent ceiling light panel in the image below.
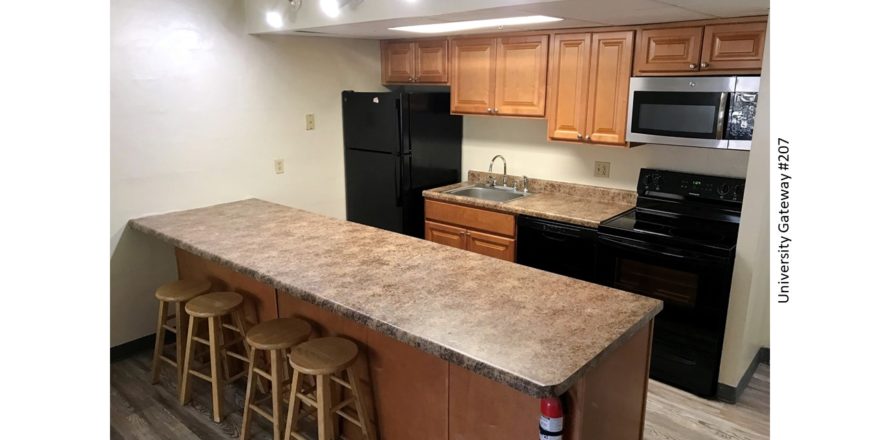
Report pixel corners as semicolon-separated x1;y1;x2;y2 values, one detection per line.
389;15;563;34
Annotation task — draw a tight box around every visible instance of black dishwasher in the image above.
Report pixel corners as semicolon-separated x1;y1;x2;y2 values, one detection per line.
516;216;599;282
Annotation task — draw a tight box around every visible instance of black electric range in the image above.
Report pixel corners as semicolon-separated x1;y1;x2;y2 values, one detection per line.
597;168;745;398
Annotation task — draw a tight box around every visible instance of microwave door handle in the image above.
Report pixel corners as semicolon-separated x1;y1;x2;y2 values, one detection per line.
716;92;729;140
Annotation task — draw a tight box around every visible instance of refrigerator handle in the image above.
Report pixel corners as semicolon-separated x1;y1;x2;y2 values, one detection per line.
394;155;402;207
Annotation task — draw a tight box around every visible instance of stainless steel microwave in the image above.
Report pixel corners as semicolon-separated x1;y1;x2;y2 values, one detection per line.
626;76;760;150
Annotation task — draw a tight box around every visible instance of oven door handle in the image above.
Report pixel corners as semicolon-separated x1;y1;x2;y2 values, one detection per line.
598;235;729;264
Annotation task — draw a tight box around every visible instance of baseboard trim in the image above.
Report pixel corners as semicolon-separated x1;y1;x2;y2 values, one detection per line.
717;346;769;404
111;334;160;362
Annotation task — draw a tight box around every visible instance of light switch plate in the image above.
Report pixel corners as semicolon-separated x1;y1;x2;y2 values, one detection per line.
274;159;285;174
594;161;610;178
305;114;315;130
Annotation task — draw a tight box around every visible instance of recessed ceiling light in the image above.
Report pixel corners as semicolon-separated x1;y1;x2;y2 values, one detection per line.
389;15;563;34
265;11;284;28
320;0;351;18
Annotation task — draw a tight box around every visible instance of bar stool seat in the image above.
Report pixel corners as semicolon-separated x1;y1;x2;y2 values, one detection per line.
240;318;313;440
185;291;244;317
150;279;212;389
155;279;211;302
285;337;376;440
289;337;358;375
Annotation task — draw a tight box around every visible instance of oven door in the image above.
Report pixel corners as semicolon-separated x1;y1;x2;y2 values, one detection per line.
626;76;735;149
597;234;735;396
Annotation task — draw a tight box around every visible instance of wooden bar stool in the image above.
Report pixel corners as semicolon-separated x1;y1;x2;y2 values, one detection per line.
284;337;376;440
150;279;211;389
240;318;313;440
179;291;252;422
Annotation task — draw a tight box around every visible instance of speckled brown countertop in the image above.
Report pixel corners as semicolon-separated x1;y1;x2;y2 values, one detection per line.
423;171;637;228
129;199;661;397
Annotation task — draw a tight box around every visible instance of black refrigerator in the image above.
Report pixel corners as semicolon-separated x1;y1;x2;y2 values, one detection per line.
342;91;462;237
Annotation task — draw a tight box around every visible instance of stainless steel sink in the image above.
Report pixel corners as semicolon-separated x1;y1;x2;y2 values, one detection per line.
444;185;529;202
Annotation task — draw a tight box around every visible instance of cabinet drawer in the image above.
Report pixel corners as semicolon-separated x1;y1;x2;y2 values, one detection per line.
466;230;515;262
424;199;515;237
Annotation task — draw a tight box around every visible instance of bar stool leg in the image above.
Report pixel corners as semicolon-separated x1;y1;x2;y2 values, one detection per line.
179;315;198;405
174;301;188;385
208;316;225;422
284;368;304;439
270;350;284;440
150;300;169;384
240;347;259;440
347;367;377;440
316;374;335;440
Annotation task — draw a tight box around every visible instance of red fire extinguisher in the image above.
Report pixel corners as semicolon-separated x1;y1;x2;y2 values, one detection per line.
539;397;563;440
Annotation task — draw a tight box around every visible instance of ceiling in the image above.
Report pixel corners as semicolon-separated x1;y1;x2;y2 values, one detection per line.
244;0;769;38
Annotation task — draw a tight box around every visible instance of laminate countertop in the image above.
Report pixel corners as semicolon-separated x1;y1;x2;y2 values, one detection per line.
423;171;637;228
129;199;661;397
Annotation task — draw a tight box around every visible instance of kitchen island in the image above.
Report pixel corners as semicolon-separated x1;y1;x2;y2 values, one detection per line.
129;198;662;440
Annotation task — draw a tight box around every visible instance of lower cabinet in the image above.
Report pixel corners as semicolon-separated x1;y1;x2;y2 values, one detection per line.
424;200;516;262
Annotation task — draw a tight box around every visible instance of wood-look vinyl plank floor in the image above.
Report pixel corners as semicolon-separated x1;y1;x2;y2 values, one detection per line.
110;350;769;440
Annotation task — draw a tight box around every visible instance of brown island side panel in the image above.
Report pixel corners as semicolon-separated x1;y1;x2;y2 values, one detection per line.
176;247;653;440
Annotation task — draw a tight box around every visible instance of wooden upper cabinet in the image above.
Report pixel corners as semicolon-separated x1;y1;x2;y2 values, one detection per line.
450;38;496;114
634;20;766;75
634;27;703;75
545;31;632;146
701;22;766;72
382;41;416;83
585;31;634;146
415;40;449;83
547;33;591;141
494;35;549;117
381;39;449;84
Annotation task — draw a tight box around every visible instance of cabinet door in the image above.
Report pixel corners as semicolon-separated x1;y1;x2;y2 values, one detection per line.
425;220;467;250
466;230;516;262
546;33;591;141
450;38;495;114
634;27;703;75
585;31;634;146
382;41;415;83
494;35;549;117
415;39;448;83
700;22;766;73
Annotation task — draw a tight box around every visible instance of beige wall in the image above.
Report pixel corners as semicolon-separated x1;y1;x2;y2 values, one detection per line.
462;118;751;187
110;0;383;346
718;28;771;386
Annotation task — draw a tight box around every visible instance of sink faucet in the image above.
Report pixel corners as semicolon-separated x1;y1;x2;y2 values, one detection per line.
488;155;507;187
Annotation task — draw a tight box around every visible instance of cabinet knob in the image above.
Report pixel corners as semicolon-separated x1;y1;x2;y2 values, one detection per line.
688;64;696;69
700;62;709;69
493;108;499;114
409;77;414;82
487;107;493;113
576;133;583;140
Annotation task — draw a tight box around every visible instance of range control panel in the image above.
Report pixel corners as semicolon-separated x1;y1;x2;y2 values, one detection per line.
639;168;746;203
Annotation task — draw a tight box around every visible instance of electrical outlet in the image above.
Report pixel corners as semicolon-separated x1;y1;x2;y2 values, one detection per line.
594;161;610;178
274;159;285;174
305;114;315;130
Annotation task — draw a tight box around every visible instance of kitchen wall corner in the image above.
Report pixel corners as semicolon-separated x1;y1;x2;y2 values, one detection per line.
110;0;383;346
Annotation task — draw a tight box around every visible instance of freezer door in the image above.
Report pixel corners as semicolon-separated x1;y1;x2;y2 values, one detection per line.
344;148;405;233
407;93;462;190
342;91;403;154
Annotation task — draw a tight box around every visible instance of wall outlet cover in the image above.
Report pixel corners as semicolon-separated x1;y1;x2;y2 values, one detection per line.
274;159;285;174
305;113;315;131
594;161;611;178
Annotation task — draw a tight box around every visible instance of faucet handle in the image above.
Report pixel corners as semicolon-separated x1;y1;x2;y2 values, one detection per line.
487;175;496;187
522;175;529;193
